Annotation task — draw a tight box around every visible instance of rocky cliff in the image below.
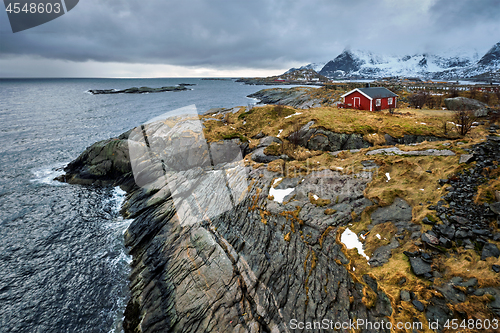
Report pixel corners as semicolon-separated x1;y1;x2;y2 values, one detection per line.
59;110;500;333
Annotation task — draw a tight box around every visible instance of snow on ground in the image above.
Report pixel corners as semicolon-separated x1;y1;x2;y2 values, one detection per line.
269;178;295;203
285;112;302;119
312;194;319;200
376;234;381;239
341;228;370;261
385;173;391;182
277;129;283;137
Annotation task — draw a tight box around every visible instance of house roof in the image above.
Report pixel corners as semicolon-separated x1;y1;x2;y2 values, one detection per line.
341;87;398;100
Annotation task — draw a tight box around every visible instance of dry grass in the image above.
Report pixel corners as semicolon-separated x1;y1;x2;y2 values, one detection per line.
435;248;500;288
363;222;398;256
201;104;474;146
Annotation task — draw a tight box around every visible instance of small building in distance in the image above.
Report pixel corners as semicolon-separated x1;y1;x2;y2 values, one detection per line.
341;86;398;111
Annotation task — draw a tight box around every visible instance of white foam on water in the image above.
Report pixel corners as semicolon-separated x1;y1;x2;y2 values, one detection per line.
340;228;370;261
102;187;134;333
30;162;67;186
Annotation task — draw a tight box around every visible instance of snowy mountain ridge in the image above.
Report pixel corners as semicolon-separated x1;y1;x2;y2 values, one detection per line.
292;42;500;80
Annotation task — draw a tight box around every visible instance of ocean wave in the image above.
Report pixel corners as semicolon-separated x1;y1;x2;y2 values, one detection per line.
29;162;67;186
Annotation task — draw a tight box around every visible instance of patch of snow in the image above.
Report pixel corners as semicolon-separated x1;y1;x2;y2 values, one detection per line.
376;234;381;239
341;228;370;261
269;178;294;203
285;112;302;119
420;122;427;125
312;194;319;200
277;129;283;137
269;187;295;203
420;189;425;191
385;173;391;182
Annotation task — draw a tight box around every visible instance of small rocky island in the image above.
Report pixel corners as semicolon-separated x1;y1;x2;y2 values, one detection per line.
58;86;500;333
88;85;190;95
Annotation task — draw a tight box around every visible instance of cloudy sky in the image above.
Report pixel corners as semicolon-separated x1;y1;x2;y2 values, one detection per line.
0;0;499;77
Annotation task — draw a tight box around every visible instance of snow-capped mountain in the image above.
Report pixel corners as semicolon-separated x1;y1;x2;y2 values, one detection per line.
283;42;499;80
435;42;500;80
316;48;482;79
285;62;327;74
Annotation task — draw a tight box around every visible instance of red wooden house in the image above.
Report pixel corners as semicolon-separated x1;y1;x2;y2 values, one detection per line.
341;87;398;111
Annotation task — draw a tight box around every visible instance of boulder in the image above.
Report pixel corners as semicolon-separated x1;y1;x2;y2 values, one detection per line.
257;136;282;148
459;154;475;164
481;243;500;260
409;257;432;276
370;197;413;226
251;147;287;163
490;202;500;215
368;238;400;267
412;300;425;312
444;97;489;116
400;290;411;302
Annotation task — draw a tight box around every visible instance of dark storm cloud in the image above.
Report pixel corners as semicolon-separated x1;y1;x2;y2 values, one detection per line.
0;0;499;73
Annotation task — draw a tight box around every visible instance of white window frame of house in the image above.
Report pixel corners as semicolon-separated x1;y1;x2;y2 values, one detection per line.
376;99;381;107
388;97;393;105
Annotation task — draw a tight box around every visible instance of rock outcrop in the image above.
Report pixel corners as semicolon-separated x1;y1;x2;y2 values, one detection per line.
55;129;135;188
444;97;489;117
60;116;397;333
289;121;447;152
247;88;322;109
88;86;189;95
58;111;500;333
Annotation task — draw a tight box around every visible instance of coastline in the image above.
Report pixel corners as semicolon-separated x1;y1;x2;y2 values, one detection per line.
57;87;500;333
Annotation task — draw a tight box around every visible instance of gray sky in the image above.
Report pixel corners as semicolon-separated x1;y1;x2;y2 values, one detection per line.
1;0;499;77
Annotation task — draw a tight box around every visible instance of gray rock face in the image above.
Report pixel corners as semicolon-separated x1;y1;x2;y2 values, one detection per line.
60;117;390;333
490;202;500;215
481;243;500;260
459;154;475;164
250;136;288;163
383;134;446;146
56;129;134;188
368;237;400;267
89;85;189;94
290;121;372;152
288;122;448;153
366;147;455;156
251;147;287;163
409;257;432;276
247;88;322;109
444;97;489;116
370;197;413;226
119;165;389;333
